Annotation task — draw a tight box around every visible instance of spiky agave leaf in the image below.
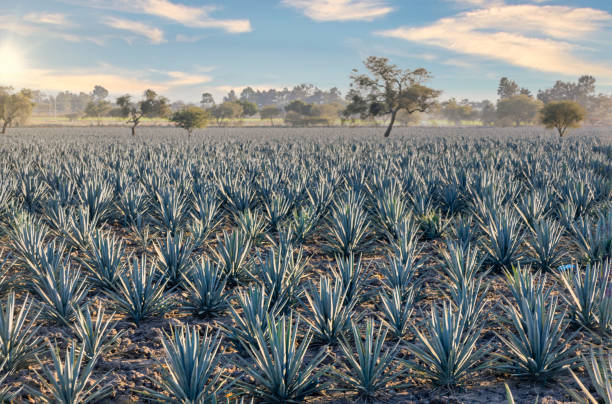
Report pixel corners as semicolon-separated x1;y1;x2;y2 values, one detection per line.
254;246;306;312
237;314;328;403
214;229;253;285
330;253;366;306
404;301;489;387
378;287;415;339
143;325;229;404
27;340;112;404
334;318;405;400
439;241;484;292
154;231;194;286
0;293;43;373
80;230;125;291
566;348;612;404
71;302;121;359
105;255;172;325
525;218;566;272
481;208;524;271
571;209;612;263
325;191;370;257
495;294;577;381
181;258;228;318
29;254;89;326
302;276;355;346
223;285;282;355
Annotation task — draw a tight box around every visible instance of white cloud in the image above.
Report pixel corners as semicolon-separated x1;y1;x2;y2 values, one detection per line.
6;64;211;96
378;5;612;78
62;0;251;33
283;0;393;22
0;16;105;45
104;17;165;44
23;12;69;25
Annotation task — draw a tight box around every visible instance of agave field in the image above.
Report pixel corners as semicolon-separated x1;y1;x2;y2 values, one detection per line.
0;126;611;403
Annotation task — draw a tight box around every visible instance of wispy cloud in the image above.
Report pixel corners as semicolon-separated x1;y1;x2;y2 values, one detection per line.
283;0;393;22
7;64;212;95
23;12;69;25
0;15;105;45
63;0;251;33
103;17;165;44
378;4;612;78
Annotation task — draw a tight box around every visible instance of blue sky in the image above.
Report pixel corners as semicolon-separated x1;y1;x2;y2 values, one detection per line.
1;0;611;103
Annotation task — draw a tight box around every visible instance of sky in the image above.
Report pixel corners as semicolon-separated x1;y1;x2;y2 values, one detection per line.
1;0;611;103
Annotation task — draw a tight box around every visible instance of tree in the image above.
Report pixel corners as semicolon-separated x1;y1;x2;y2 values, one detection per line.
537;75;596;104
170;106;209;136
237;100;258;118
210;102;242;126
116;89;170;136
260;105;282;126
479;100;496;126
92;85;109;102
496;94;541;127
347;56;440;137
497;77;519;99
540;101;586;137
441;98;473;125
0;88;34;134
201;93;215;109
84;100;111;125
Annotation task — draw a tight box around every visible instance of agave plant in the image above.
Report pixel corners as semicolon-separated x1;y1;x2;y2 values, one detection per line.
504;265;550;312
143;325;229;403
71;303;121;359
334;318;405;400
80;230;125;291
289;204;318;245
495;293;577;381
404;301;489;387
572;209;612;263
189;190;222;247
237;314;328;403
372;187;409;241
27;340;112;404
559;260;611;330
378;287;415;339
481;209;524;271
8;216;49;269
262;190;294;232
62;207;99;252
214;229;253;285
330;253;366;306
567;348;612;404
439;241;484;292
0;293;42;373
379;254;420;295
154;187;189;236
450;215;478;250
224;286;282;355
154;232;194;286
181;258;228;318
418;210;449;240
254;246;306;312
325;191;370;257
235;208;267;246
525;218;566;272
302;276;355;345
105;255;172;325
0;253;13;298
29;255;89;325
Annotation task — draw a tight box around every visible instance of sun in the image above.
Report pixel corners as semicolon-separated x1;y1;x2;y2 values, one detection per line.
0;43;26;82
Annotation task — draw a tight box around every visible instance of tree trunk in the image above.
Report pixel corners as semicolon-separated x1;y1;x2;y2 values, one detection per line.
383;110;398;138
131;125;136;136
2;120;9;134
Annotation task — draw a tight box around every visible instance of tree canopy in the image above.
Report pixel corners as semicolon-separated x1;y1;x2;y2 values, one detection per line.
170;106;209;136
540;100;585;137
346;56;440;137
0;88;34;134
496;94;541;127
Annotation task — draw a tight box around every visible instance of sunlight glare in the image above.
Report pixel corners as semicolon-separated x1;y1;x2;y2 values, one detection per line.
0;42;26;82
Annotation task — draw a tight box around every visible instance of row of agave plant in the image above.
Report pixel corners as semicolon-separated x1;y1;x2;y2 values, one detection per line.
0;128;610;402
